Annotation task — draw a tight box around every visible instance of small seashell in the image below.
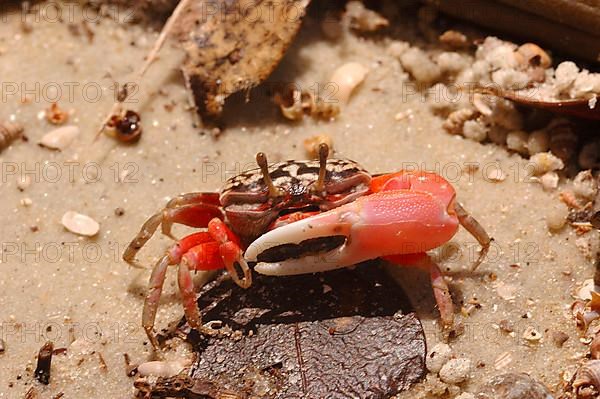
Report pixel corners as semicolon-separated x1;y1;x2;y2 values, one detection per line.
330;62;369;105
494;351;512;370
574;360;600;390
439;30;469;49
577;279;597;301
45;103;69;125
485;166;506;182
39;125;79;150
137;360;190;378
303;135;333;159
516;43;552;69
61;211;100;237
522;326;542;342
0;122;24;152
495;282;516;300
344;1;389;33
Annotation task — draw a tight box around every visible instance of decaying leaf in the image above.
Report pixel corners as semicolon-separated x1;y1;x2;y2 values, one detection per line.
172;0;311;120
138;263;426;398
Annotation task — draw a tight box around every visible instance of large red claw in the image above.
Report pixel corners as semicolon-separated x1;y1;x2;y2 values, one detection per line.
245;190;459;276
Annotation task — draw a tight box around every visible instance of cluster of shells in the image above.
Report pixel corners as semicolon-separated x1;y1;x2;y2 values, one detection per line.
388;35;600;175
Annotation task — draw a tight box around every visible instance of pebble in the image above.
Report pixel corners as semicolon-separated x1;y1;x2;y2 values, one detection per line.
137;360;190;377
61;211;100;237
39;125;79;150
426;342;453;374
455;394;475;399
478;373;554;399
527;130;550;155
0;338;5;354
552;331;569;348
546;202;569;231
572;170;597;200
506;130;529;154
539;172;559;191
439;357;472;384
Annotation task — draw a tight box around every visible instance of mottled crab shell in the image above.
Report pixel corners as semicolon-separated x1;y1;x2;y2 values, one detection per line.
220;159;371;240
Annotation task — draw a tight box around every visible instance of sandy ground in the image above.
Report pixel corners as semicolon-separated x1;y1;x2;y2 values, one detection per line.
0;2;598;398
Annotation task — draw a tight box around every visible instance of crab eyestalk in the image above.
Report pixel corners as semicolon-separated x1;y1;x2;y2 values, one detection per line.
256;152;283;198
312;143;330;194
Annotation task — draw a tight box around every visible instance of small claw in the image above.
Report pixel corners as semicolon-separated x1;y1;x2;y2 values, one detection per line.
247;190;459;276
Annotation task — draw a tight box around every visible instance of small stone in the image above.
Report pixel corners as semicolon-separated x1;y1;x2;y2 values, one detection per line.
138;360;190;377
61;211;100;237
114;207;125;217
39;125;79;150
552;331;569;348
439;358;472;384
16;175;31;191
0;338;5;354
539;172;559;191
546;203;569;231
20;198;33;207
478;373;554;399
455;393;475;399
426;342;453;374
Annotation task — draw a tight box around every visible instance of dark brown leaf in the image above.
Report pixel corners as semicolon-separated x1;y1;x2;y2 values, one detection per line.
142;263;426;398
173;0;311;120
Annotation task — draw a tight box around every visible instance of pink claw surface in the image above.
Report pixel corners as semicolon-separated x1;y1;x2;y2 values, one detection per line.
245;188;459;276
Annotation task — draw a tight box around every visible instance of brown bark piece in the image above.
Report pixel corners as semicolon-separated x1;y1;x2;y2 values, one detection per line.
171;0;311;120
144;264;427;398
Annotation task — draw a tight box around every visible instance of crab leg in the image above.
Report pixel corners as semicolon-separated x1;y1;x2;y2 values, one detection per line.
142;232;221;349
454;202;491;270
123;193;222;265
384;253;454;327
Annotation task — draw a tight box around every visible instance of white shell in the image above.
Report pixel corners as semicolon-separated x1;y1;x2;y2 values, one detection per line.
39;125;79;150
329;62;369;104
61;211;100;237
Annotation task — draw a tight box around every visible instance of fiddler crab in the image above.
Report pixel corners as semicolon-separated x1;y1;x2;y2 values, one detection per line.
124;144;491;349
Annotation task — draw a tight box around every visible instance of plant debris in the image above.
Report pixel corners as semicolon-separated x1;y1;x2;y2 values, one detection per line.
173;0;311;120
140;263;426;398
0;121;24;152
34;341;54;385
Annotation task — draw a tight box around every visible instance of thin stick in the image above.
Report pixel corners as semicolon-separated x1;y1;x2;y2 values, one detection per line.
95;0;194;140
